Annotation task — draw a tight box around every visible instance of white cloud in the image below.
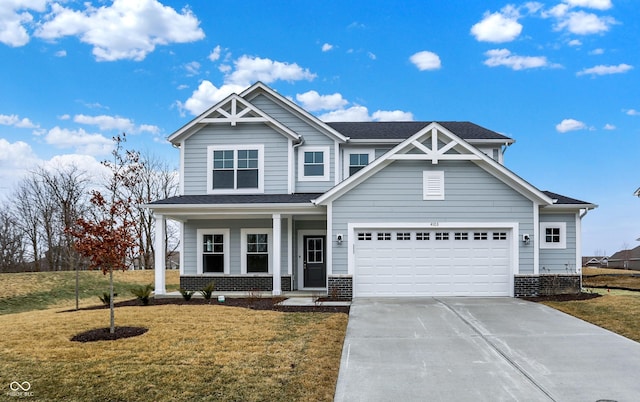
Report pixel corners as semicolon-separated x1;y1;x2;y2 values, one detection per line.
372;110;414;121
0;0;47;47
35;0;205;61
296;91;348;112
225;55;316;87
367;51;376;60
321;43;333;52
44;126;113;155
73;114;160;134
556;118;587;133
483;48;550;70
577;63;633;76
55;49;67;57
603;123;615;130
625;109;640;116
42;153;109;184
568;39;582;46
0;138;39;192
184;61;200;76
0;113;38;128
554;11;616;35
178;55;317;115
177;81;246;116
471;5;522;43
409;51;442;71
319;106;413;122
208;45;221;62
564;0;612;10
589;48;604;55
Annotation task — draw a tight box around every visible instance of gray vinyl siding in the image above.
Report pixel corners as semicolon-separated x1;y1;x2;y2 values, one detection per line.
251;94;336;193
539;213;578;273
182;124;289;195
330;160;535;274
183;219;289;276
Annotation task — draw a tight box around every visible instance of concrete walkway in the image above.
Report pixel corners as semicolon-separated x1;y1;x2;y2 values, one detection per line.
334;298;640;402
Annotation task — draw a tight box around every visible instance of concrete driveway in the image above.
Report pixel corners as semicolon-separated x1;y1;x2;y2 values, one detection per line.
334;298;640;402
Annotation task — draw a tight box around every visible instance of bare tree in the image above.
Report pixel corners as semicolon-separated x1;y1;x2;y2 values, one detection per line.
0;207;26;272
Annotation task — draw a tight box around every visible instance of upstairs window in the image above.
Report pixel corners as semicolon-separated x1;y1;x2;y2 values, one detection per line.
299;146;330;181
344;149;375;178
540;222;566;249
207;145;264;194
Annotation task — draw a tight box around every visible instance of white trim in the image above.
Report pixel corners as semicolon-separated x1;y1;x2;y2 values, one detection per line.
334;142;341;186
533;203;539;275
179;142;185;195
240;228;273;274
179;221;184;276
575;212;582;274
154;214;166;295
347;221;518;297
297;229;327;290
343;148;375;179
287;139;293;194
540;222;567;249
326;202;333;278
298;145;330;182
196;228;230;275
206;144;265;194
423;171;445;200
272;214;282;296
287;216;293;275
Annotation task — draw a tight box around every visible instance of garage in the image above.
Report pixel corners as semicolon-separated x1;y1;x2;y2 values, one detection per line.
353;228;512;297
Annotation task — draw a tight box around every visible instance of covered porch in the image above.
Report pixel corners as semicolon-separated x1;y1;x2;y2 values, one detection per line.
148;194;330;296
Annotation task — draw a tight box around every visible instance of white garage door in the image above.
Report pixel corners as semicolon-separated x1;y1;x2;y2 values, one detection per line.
354;229;511;297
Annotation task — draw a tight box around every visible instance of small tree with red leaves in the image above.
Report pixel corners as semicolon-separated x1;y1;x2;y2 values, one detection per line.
69;134;140;334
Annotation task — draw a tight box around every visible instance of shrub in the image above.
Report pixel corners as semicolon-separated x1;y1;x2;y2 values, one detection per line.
131;284;154;306
98;292;113;306
200;282;215;300
179;288;194;301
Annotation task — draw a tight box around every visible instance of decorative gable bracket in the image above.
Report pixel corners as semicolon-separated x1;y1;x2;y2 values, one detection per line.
389;127;481;164
200;95;268;126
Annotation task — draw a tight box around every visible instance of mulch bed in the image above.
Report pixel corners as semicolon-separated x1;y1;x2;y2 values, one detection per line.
67;297;349;342
521;292;601;302
71;326;148;342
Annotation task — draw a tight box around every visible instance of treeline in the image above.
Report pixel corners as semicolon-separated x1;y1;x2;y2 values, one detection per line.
0;135;178;273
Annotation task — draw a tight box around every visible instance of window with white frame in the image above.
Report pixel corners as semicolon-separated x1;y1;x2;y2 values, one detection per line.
423;171;445;200
298;146;330;181
207;145;264;194
344;149;375;178
196;229;230;274
540;222;566;249
241;229;273;274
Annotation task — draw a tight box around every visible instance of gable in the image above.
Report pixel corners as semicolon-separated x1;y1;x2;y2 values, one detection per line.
314;122;552;206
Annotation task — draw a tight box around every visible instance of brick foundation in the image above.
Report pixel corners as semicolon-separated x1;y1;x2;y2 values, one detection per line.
180;275;292;293
514;274;580;297
327;275;353;300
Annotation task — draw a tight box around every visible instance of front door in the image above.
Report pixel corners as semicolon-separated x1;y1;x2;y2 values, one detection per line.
303;236;326;288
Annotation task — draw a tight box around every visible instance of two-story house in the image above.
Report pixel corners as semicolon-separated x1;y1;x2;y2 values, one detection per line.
148;82;596;298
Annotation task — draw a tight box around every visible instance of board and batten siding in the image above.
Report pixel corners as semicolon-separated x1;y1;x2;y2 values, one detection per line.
183;219;289;276
539;213;578;273
251;94;337;193
330;160;535;275
182;124;289;195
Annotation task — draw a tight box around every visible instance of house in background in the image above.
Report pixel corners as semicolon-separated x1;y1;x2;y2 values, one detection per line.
148;82;596;298
608;246;640;270
582;256;608;268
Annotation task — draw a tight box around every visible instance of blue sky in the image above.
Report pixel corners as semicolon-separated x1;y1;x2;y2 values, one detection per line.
0;0;638;255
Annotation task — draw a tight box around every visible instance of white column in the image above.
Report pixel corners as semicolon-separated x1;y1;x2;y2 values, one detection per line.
154;214;166;295
272;213;282;296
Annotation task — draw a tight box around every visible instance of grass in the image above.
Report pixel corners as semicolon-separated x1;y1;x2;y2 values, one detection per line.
582;267;640;291
542;291;640;343
0;270;180;315
0;305;348;401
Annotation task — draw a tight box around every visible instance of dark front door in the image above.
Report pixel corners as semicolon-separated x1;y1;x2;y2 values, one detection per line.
303;236;326;288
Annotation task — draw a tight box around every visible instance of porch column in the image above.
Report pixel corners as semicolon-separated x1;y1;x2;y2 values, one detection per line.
154;214;166;295
272;213;282;296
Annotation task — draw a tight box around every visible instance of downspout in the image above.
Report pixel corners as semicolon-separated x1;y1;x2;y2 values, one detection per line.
291;136;305;194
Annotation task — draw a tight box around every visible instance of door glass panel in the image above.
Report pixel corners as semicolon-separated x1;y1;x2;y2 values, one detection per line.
306;238;323;263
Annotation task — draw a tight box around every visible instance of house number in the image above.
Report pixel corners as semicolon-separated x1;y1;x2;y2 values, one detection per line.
430;222;439;227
